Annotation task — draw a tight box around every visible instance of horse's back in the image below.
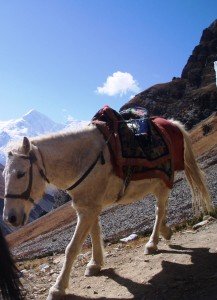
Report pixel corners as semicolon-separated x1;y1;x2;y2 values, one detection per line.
152;117;185;171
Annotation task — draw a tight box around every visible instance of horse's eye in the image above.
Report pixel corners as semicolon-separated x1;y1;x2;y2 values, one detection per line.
17;171;26;179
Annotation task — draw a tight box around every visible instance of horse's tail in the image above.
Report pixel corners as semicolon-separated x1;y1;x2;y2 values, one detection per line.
0;228;24;300
170;120;214;216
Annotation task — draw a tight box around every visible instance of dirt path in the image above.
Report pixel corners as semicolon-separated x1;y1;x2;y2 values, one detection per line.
19;219;217;300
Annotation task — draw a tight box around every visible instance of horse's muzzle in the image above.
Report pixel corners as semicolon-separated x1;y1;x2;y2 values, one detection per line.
3;210;26;227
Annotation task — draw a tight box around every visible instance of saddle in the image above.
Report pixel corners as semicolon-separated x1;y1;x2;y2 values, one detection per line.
92;106;184;189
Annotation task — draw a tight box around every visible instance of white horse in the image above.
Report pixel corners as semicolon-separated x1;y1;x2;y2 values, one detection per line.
2;119;213;299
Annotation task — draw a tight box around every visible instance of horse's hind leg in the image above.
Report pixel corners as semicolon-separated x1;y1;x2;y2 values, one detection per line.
47;208;100;300
160;198;173;240
144;186;170;254
85;217;104;276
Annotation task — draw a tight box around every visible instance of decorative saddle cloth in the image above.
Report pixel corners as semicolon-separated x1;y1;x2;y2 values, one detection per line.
92;106;184;189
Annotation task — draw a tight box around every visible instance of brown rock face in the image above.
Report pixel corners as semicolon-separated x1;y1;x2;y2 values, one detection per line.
121;20;217;129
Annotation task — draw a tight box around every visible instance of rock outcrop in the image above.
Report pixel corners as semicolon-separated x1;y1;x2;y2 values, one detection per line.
0;163;4;199
121;20;217;129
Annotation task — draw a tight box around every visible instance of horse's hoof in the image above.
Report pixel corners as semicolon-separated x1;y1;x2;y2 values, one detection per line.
85;264;101;276
161;226;173;240
144;242;158;255
47;286;65;300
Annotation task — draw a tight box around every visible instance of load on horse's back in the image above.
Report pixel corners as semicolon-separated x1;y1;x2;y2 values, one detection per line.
2;106;213;299
0;228;23;299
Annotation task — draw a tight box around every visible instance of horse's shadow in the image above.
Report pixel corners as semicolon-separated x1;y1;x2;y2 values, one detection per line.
63;245;217;300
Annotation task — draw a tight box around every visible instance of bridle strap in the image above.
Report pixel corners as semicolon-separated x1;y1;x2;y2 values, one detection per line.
39;169;50;183
29;150;50;184
37;147;50;184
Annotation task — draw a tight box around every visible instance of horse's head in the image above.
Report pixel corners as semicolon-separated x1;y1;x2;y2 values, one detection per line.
3;137;48;227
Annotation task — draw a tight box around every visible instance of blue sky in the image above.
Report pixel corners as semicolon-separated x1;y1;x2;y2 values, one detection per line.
0;0;216;124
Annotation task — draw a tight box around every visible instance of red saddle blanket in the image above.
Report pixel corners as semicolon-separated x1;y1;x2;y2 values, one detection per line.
92;106;184;188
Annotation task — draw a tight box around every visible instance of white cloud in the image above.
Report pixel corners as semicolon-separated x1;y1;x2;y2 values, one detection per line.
96;71;140;96
214;61;217;86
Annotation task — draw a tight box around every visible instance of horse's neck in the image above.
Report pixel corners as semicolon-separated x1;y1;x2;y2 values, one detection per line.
34;126;103;189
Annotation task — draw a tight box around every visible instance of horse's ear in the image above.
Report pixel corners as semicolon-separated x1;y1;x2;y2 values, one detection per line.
22;137;30;154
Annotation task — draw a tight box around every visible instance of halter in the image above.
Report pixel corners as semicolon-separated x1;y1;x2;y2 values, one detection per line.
4;150;50;206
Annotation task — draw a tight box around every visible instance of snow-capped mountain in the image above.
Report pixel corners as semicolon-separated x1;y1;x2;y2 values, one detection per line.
64;115;89;132
0;131;10;148
0;110;88;165
0;110;65;139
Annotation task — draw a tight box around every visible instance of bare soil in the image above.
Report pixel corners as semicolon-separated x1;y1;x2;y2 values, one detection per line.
19;219;217;300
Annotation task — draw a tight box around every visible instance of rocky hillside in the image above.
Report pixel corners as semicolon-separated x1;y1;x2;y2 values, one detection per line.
121;20;217;129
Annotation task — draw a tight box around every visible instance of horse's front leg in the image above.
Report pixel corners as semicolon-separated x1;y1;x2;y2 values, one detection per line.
144;186;170;254
85;217;104;276
47;209;100;300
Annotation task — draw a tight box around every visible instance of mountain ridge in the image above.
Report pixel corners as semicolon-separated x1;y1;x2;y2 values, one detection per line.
121;20;217;128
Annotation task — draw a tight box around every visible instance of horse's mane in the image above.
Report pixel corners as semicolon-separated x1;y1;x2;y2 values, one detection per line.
5;123;94;151
0;228;24;300
31;123;93;143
